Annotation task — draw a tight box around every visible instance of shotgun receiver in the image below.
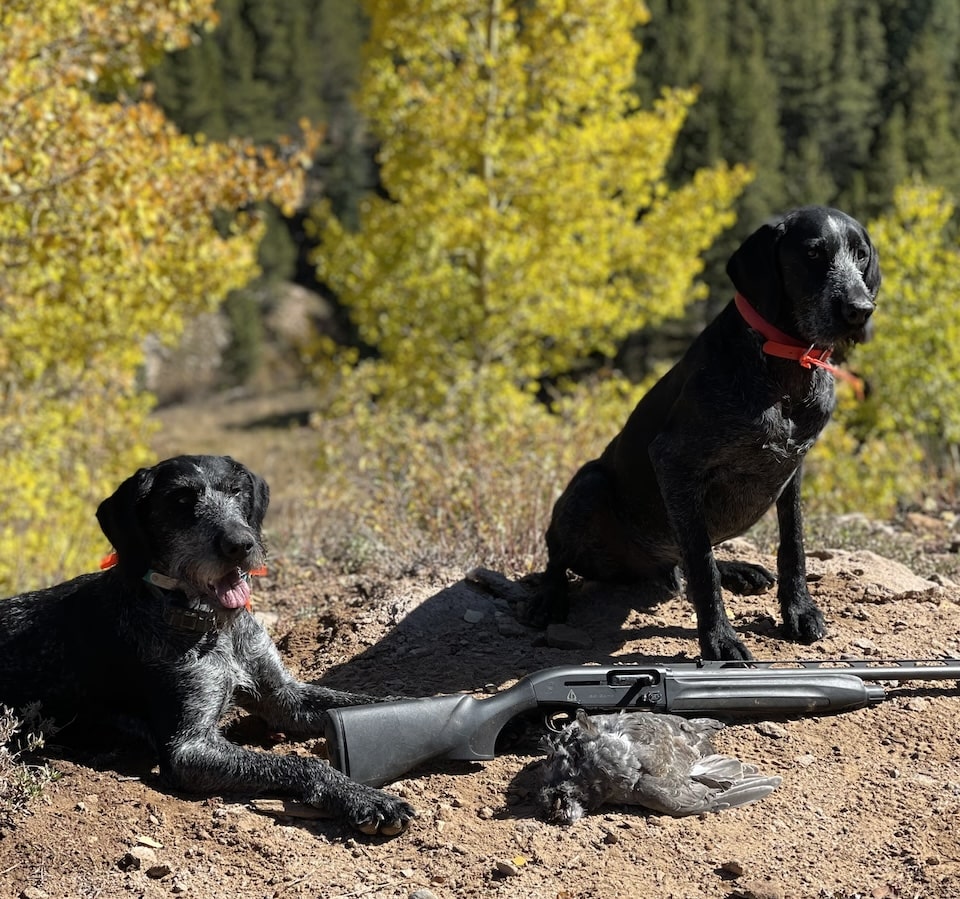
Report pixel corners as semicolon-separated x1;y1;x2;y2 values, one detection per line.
324;658;960;787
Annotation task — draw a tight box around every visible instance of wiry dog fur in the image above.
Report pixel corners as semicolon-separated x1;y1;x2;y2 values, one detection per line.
539;710;781;823
523;206;881;660
0;455;415;836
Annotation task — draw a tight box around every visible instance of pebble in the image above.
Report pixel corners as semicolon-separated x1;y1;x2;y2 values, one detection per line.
463;608;485;624
146;863;172;880
754;721;789;739
118;846;157;871
20;889;50;899
721;859;745;877
254;610;280;630
494;860;522;877
409;891;439;899
494;612;528;637
477;806;495;820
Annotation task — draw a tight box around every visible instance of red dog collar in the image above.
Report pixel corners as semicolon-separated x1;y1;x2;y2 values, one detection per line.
734;292;864;399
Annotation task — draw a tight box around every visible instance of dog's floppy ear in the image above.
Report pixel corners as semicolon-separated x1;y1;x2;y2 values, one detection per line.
725;221;785;318
228;457;269;530
96;466;155;577
862;233;882;298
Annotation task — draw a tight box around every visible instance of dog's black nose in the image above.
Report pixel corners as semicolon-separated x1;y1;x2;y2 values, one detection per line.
218;532;255;562
843;298;874;326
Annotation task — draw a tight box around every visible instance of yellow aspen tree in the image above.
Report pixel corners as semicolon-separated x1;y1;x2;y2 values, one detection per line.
316;0;751;419
0;0;312;590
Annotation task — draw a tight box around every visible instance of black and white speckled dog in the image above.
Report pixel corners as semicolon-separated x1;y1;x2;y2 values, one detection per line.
0;455;414;837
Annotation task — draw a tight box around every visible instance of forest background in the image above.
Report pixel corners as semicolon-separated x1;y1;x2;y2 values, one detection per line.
3;0;960;595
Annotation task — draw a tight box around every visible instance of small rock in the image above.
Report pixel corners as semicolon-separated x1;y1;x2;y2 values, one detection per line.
118;846;157;871
477;806;495;820
146;863;172;880
796;753;816;768
409;890;439;899
463;608;485;624
135;834;163;848
602;828;619;845
20;888;50;899
754;721;789;739
731;880;786;899
545;623;593;650
721;859;745;877
170;879;189;894
254;610;280;630
494;860;522;877
494;612;528;637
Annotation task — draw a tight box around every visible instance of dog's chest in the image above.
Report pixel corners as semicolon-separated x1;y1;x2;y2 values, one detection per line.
757;398;829;462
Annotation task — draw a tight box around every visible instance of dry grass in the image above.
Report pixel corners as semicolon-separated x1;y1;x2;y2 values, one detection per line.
0;705;59;826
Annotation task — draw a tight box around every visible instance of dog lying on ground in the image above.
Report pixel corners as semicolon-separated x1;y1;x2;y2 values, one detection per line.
0;455;414;836
521;206;880;660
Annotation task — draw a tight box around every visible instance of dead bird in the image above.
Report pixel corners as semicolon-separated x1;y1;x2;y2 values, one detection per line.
539;710;781;823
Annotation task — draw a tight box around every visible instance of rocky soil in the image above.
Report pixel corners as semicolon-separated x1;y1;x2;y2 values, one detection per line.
2;392;959;899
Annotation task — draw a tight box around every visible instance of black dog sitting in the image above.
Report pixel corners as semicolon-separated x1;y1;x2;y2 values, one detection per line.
525;206;880;660
0;455;414;836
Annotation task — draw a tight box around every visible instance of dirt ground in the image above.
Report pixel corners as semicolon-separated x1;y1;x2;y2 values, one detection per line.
2;393;960;899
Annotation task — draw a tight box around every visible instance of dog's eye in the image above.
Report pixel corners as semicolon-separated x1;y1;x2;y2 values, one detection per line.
806;246;822;260
170;488;197;508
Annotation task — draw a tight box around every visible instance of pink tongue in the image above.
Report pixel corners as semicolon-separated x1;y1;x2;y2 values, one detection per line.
214;571;251;609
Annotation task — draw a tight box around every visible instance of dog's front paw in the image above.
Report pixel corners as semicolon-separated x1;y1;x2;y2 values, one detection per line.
341;784;416;837
781;602;827;644
311;778;416;837
699;627;754;662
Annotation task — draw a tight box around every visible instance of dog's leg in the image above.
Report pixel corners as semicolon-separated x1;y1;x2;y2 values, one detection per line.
775;466;826;643
651;443;752;661
163;731;415;836
236;626;393;735
650;442;753;660
515;559;570;627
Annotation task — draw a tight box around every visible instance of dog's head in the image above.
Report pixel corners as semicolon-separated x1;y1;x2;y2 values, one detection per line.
96;455;269;609
726;206;881;348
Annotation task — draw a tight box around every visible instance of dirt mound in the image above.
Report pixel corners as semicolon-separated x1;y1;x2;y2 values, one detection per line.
3;542;959;899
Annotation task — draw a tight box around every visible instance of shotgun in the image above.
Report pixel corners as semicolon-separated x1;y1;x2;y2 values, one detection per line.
324;658;960;786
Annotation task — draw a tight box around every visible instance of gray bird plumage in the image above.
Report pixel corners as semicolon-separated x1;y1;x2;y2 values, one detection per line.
539;710;781;824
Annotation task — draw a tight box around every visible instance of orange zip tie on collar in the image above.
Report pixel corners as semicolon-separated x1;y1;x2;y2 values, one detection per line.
100;550;119;570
